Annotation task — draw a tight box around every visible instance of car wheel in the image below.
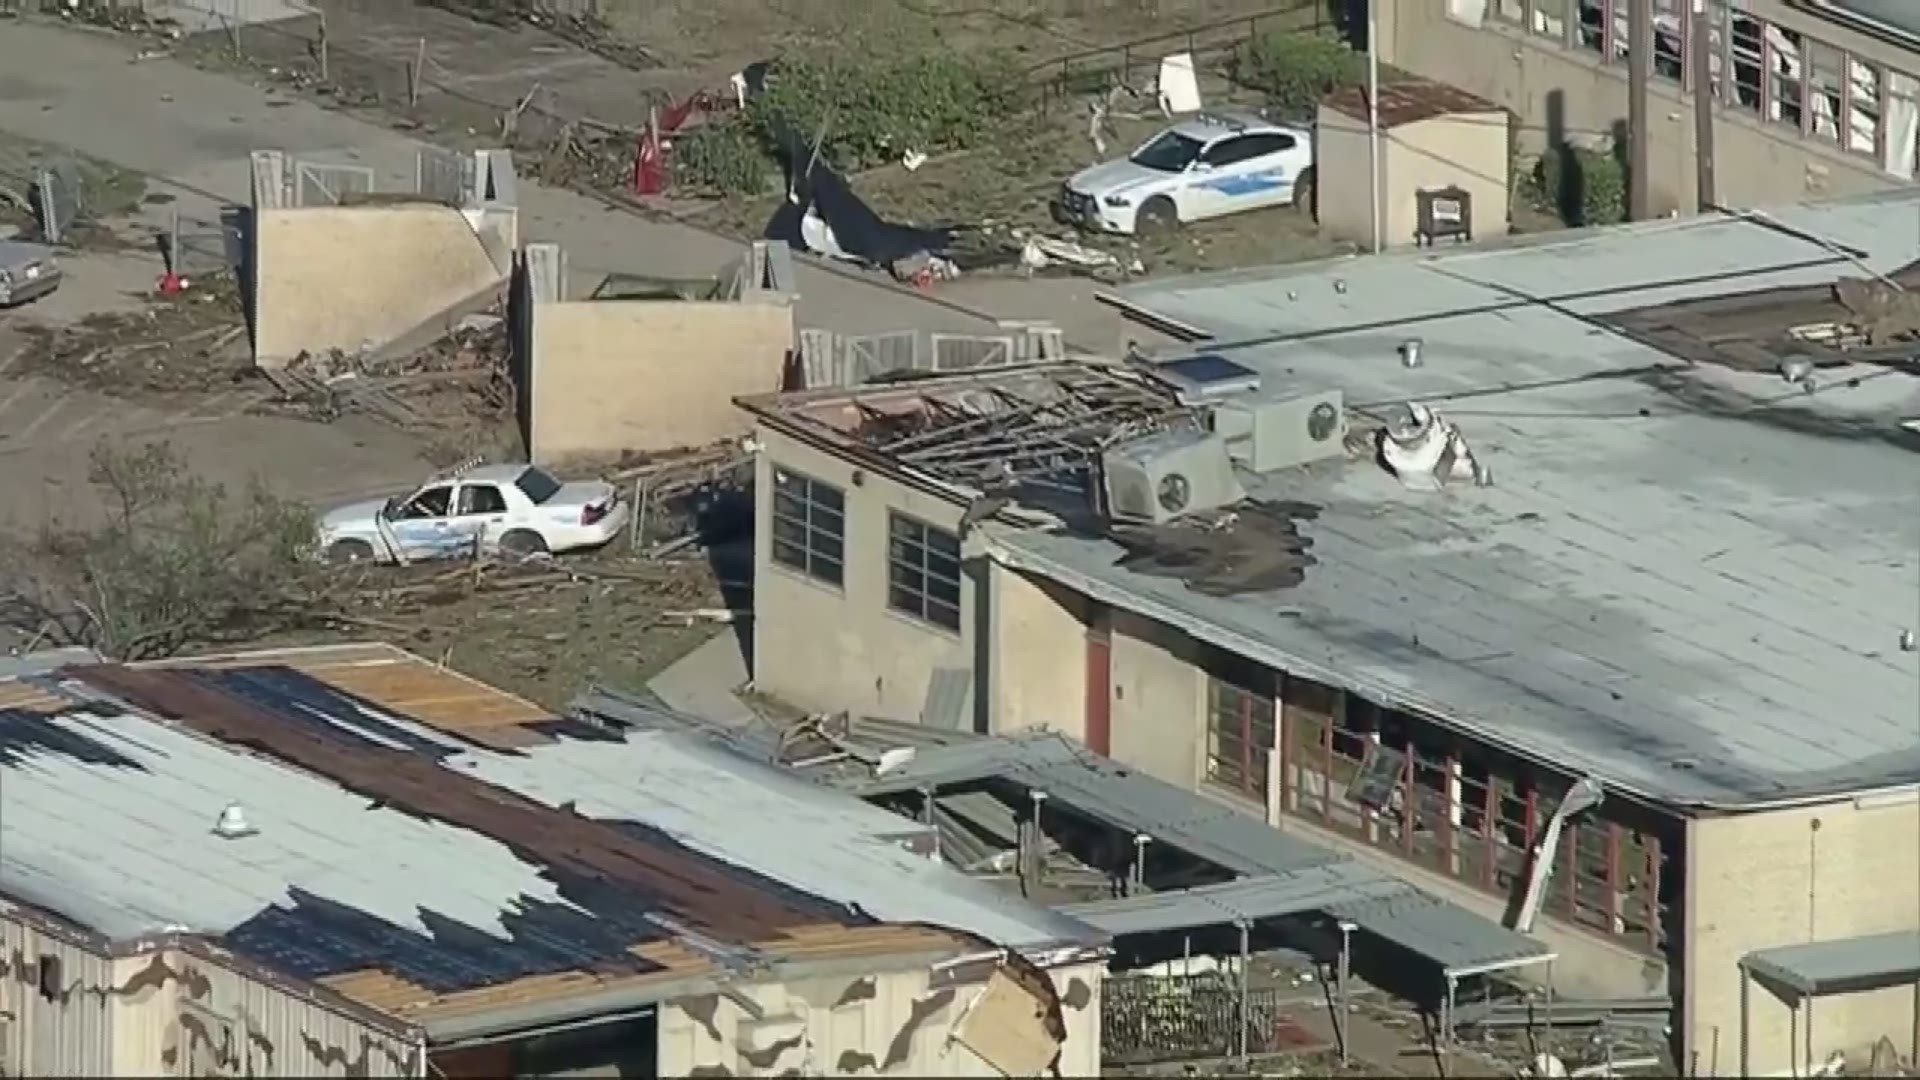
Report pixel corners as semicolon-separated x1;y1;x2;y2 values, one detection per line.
1136;197;1179;238
1292;167;1317;218
499;530;550;556
325;539;375;565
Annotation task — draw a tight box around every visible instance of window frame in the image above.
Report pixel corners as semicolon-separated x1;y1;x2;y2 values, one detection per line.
456;483;508;517
1205;656;1276;800
885;511;962;632
1270;666;1672;956
770;467;846;588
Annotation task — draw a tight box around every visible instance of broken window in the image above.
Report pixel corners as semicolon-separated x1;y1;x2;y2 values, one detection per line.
1532;0;1568;42
771;468;845;587
455;484;507;517
1849;57;1883;156
1205;654;1275;800
1769;24;1806;130
1888;71;1920;179
1493;0;1524;24
1577;0;1606;55
886;512;961;631
1729;15;1764;112
1274;675;1673;955
1807;40;1845;143
1651;0;1683;81
398;485;451;520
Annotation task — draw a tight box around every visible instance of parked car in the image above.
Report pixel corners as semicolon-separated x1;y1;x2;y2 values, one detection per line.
0;241;62;308
1052;112;1315;237
317;463;629;565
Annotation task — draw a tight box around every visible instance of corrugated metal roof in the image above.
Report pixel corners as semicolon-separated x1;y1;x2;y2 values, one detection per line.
1019;198;1920;808
824;731;1552;976
1059;863;1410;934
848;733;1342;877
1741;930;1920;997
1062;867;1553;978
0;658;1070;1037
443;725;1106;953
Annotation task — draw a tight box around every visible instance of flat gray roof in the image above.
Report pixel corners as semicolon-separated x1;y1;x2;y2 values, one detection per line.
1742;930;1920;998
998;196;1920;809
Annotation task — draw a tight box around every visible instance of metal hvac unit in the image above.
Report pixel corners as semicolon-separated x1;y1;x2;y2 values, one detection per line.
1212;388;1347;473
1101;429;1247;525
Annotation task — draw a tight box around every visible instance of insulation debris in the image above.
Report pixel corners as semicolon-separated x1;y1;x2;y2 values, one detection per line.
1103;499;1320;597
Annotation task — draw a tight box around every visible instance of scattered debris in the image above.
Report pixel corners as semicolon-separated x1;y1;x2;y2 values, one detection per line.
1156;52;1203;115
1379;403;1483;490
1104;500;1321;596
254;316;513;433
1832;276;1920;345
13;275;248;398
1018;233;1120;275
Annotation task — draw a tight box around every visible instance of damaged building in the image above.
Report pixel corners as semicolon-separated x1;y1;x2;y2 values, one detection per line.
0;643;1107;1077
735;190;1920;1076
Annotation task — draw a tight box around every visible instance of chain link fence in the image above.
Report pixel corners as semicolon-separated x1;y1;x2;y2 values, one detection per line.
1101;971;1305;1066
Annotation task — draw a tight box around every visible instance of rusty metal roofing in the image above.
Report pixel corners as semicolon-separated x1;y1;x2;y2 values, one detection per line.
1320;79;1502;129
0;655;1004;1037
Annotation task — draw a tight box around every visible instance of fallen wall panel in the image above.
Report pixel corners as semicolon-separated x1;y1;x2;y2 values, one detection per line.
253;203;507;369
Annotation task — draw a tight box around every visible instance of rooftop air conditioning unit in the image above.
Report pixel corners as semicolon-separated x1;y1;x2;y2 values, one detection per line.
1101;429;1246;525
1212;388;1347;473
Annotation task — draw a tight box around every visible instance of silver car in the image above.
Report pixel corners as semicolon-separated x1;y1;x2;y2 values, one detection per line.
0;241;61;308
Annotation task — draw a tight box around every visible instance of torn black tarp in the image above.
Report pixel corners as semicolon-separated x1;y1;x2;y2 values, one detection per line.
747;68;954;270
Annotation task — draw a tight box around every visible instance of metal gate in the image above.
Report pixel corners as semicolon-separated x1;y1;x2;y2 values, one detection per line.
290;160;375;207
415;148;475;206
32;159;83;244
929;333;1013;372
847;330;919;383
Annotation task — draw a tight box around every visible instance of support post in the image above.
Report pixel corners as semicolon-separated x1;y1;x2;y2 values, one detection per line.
409;37;427;109
1237;920;1252;1068
1628;0;1653;220
317;10;330;83
1336;920;1355;1067
1365;0;1382;253
1739;965;1751;1078
1444;973;1457;1076
1690;0;1716;211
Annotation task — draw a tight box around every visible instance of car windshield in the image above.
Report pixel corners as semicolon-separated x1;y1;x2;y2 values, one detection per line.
1130;131;1204;172
514;466;563;505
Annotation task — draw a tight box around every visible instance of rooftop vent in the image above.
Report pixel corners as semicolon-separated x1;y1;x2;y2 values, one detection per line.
213;803;258;840
1102;429;1246;524
1380;403;1480;491
1213;388;1347;473
1145;353;1262;404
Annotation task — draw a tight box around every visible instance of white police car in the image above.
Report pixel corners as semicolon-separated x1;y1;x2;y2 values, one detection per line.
1053;112;1314;237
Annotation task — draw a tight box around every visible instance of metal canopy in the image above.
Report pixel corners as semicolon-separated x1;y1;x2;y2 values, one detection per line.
1064;868;1554;980
1741;930;1920;998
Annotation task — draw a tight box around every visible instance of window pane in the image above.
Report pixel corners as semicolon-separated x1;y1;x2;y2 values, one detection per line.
1730;15;1763;111
1770;25;1806;130
1652;0;1683;81
1532;0;1566;40
886;512;962;631
1577;0;1604;53
1848;57;1881;155
1808;40;1843;143
1494;0;1522;22
768;468;845;587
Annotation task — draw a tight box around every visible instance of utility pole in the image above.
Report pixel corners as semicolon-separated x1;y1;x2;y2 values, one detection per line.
1628;0;1652;220
1691;0;1717;211
1366;0;1382;252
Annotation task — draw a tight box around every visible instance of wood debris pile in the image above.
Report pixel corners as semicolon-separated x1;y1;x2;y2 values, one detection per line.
14;280;250;398
252;317;513;431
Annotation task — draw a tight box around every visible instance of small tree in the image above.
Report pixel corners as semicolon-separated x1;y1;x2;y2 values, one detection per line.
20;441;320;660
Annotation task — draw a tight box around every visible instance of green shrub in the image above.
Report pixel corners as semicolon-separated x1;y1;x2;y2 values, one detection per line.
1229;32;1365;115
1535;146;1627;226
747;50;1028;172
672;120;774;197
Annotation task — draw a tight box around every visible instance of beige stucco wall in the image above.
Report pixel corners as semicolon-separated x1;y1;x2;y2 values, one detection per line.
529;301;792;464
752;426;977;723
986;565;1090;740
1686;796;1920;1077
252;203;508;369
656;958;1104;1077
1375;1;1912;215
1317;108;1513;248
0;913;416;1077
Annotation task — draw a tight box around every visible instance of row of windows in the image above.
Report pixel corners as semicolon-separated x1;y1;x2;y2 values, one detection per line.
1486;0;1920;177
769;467;963;632
1205;657;1673;954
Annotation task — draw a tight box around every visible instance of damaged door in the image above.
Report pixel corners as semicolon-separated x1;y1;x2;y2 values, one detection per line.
386;484;463;561
1085;606;1112;756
